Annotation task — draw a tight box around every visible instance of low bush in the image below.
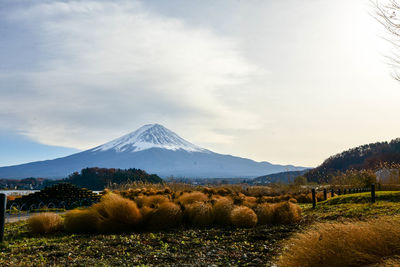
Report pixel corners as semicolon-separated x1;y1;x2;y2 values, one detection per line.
140;206;155;225
27;212;63;234
243;196;257;209
230;206;257;228
278;217;400;267
148;202;183;230
177;192;208;205
213;197;234;226
273;201;301;225
136;195;169;208
255;203;276;225
64;209;99;233
184;202;214;227
93;193;142;233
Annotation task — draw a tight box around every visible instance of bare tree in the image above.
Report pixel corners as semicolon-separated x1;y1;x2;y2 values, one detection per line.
375;0;400;80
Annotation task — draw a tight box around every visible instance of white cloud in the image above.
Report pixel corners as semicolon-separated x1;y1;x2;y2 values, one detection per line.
0;0;265;149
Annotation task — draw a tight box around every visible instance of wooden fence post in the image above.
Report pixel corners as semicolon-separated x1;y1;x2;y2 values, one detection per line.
371;184;375;203
343;189;347;195
338;189;341;195
330;189;334;198
0;193;6;243
312;188;316;209
323;188;327;201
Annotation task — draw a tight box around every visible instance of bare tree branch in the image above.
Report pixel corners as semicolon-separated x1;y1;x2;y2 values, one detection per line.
373;0;400;80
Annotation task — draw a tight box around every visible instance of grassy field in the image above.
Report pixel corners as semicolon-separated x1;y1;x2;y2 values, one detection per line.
1;221;300;266
2;190;400;266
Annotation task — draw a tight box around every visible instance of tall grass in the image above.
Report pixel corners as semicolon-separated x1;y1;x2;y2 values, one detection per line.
255;203;276;225
45;186;304;234
93;193;142;233
64;209;99;233
213;197;234;226
27;213;63;234
148;202;183;230
177;192;208;205
230;206;257;228
278;216;400;267
184;202;214;227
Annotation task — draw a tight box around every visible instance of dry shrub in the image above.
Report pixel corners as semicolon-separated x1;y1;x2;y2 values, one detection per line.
140;206;155;224
138;195;169;208
148;202;183;230
273;201;301;225
201;187;216;196
294;193;313;203
243;196;258;209
278;217;400;267
28;212;63;234
92;193;142;233
288;198;297;203
64;209;99;233
7;195;17;201
255;203;276;225
184;202;214;227
370;256;400;267
260;196;274;203
216;188;231;196
230;206;257;228
177;192;208;205
316;192;326;201
213;197;234;225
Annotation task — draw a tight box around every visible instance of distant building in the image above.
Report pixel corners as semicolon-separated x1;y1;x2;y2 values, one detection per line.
376;168;400;184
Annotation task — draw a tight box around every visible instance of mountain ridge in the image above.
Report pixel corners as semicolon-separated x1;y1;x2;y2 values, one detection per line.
0;124;307;179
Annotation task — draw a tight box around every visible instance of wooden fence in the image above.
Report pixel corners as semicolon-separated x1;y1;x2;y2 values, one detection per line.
311;184;376;208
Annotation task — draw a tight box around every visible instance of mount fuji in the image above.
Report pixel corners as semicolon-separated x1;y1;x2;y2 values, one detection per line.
0;124;307;179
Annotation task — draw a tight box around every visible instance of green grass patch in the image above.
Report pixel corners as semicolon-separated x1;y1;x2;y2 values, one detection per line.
319;191;400;205
302;201;400;221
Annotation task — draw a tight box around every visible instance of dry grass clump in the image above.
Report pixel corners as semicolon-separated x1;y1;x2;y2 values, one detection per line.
255;203;276;225
255;201;301;225
177;192;208;205
136;195;169;208
139;206;155;225
294;193;313;203
230;206;257;228
370;257;400;267
278;217;400;267
213;197;234;226
273;201;301;225
27;212;63;234
184;202;214;227
148;202;183;230
64;209;99;233
91;193;142;233
242;196;258;208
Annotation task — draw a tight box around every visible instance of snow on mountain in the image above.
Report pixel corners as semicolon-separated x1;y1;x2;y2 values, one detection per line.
0;124;308;179
92;124;208;153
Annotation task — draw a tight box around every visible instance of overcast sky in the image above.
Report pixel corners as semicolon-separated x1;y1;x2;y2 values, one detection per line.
1;0;399;168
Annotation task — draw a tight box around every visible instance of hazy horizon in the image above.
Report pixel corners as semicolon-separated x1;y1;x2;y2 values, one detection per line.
1;0;399;168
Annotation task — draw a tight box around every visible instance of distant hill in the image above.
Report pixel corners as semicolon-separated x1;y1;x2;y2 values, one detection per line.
0;124;307;179
49;167;163;190
305;138;400;183
251;170;309;184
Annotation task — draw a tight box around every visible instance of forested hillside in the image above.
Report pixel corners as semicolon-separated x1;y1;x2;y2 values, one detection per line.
306;138;400;183
51;167;163;190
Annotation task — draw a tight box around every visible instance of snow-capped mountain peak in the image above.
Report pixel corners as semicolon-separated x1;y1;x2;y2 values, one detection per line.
92;124;208;153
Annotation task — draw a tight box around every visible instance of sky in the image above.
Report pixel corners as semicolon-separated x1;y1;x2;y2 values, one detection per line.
1;0;400;168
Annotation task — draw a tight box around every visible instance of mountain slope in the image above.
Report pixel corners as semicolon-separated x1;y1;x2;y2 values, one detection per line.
305;138;400;183
252;170;309;184
0;124;306;179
